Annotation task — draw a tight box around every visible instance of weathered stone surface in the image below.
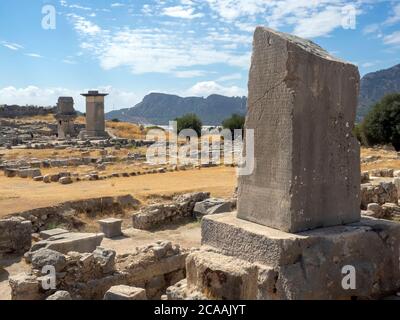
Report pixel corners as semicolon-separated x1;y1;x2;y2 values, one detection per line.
9;273;43;300
46;291;72;300
366;203;384;218
132;192;209;230
237;27;360;232
17;168;42;178
186;250;259;300
98;218;122;238
30;232;103;255
40;228;69;239
104;285;147;300
201;212;400;299
361;182;398;209
0;217;32;255
193;198;233;218
31;248;67;272
59;176;73;184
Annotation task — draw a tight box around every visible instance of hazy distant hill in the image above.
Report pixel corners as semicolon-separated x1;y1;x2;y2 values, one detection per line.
106;64;400;125
357;63;400;121
106;93;247;126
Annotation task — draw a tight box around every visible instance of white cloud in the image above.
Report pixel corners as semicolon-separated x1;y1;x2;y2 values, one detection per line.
363;23;380;35
0;86;138;111
69;4;92;11
2;42;23;51
384;31;400;45
25;53;43;58
205;0;362;38
163;6;204;19
67;14;101;35
185;81;246;97
111;3;125;8
384;3;400;26
292;6;344;38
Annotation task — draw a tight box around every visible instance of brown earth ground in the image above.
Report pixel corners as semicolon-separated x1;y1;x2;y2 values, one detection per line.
0;166;237;217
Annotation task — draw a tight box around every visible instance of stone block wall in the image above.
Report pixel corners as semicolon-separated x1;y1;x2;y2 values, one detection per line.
0;217;32;255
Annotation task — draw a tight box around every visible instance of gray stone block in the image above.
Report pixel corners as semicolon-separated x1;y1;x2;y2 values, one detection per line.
40;228;69;239
30;232;103;254
98;218;122;238
237;27;360;232
104;285;147;300
201;212;400;299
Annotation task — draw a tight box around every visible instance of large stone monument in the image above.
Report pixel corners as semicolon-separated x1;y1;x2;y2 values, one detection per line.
54;97;77;140
167;27;400;300
80;90;109;139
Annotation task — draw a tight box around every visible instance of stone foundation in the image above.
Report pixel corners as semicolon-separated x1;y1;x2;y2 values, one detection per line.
10;241;187;300
132;192;209;230
183;212;400;300
0;217;32;256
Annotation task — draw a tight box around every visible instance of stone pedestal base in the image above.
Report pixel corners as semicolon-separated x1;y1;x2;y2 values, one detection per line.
168;212;400;300
78;130;109;140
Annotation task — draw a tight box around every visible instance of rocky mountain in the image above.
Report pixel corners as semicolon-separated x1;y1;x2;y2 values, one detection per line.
357;63;400;121
106;93;247;126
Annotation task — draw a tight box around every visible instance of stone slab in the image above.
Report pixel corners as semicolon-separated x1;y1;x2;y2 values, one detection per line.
104;285;147;300
30;232;104;254
237;27;360;232
39;228;69;240
98;218;122;238
201;212;400;299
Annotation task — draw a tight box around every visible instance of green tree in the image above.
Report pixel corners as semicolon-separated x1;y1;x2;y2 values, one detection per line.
175;113;202;136
222;113;245;137
362;93;400;151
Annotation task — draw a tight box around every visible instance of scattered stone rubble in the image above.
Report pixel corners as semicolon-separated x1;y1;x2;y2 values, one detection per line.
360;181;398;209
132;192;210;230
10;240;187;300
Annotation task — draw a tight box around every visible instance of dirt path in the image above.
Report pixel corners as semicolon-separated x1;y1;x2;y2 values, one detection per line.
0;166;236;217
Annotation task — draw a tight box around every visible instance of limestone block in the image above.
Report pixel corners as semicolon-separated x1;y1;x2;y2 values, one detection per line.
30;232;103;255
0;217;32;254
193;198;233;218
186;250;259;300
46;291;72;300
31;248;67;272
104;285;147;300
237;27;360;232
40;228;69;239
201;212;400;299
9;273;43;300
98;218;122;238
59;176;73;184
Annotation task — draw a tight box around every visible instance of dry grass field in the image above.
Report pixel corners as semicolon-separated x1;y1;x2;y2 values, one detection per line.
0;166;237;217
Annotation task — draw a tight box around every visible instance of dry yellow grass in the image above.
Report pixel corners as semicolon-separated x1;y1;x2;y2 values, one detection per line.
0;166;237;217
360;147;400;171
106;121;144;139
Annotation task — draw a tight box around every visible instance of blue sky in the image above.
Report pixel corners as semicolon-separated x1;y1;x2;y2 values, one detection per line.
0;0;399;112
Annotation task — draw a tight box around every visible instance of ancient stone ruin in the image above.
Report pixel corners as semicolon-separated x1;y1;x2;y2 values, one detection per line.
166;27;400;300
80;91;109;139
54;97;77;140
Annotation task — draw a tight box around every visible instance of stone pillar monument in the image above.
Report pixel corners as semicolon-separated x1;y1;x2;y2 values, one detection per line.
54;97;77;140
81;90;108;138
166;27;400;300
